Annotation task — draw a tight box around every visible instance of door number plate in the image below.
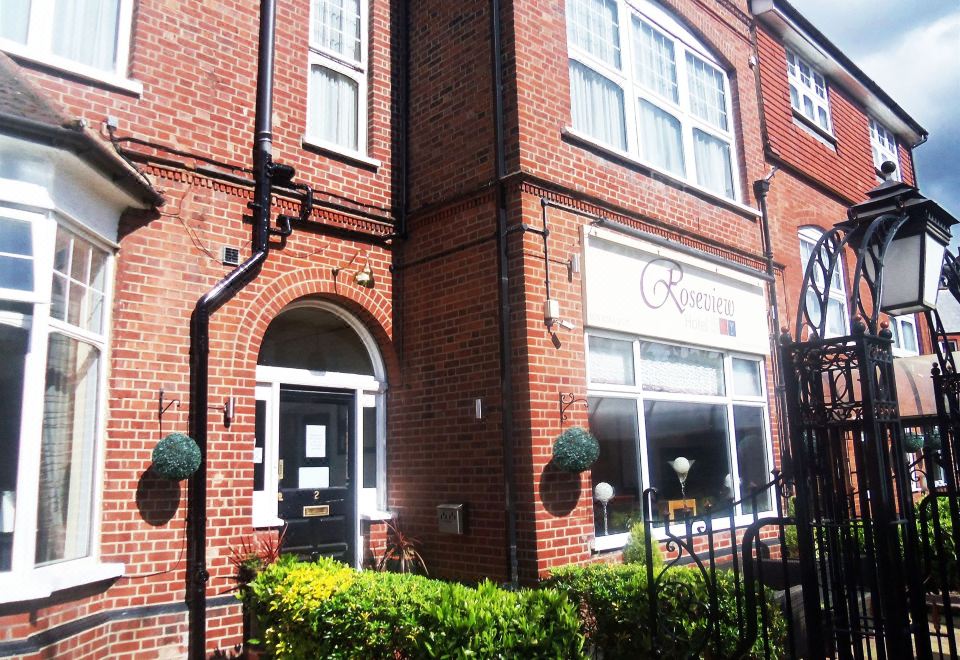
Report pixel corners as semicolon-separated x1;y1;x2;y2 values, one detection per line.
303;505;330;517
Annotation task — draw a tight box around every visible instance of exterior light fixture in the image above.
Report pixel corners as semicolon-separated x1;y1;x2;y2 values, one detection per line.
844;162;957;316
333;252;376;289
353;263;375;288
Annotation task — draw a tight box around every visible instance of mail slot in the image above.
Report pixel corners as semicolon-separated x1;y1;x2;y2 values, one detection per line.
303;505;330;517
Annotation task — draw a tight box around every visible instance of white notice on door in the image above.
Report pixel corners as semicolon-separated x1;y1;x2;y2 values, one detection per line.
305;425;326;458
298;467;329;489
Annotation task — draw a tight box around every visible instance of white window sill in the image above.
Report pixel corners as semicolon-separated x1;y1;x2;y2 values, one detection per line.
562;127;760;219
592;532;628;552
1;41;142;96
301;136;381;169
591;512;776;553
791;110;836;148
253;517;286;529
0;560;124;604
361;509;394;522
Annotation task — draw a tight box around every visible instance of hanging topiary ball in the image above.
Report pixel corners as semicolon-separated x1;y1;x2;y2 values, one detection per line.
151;432;202;481
552;426;600;473
925;428;942;451
903;432;925;454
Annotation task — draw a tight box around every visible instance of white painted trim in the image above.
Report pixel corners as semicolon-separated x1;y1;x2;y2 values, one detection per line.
0;559;124;604
300;136;382;168
564;127;760;218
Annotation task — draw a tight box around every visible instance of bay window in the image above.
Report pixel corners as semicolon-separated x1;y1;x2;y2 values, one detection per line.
588;334;773;547
566;0;739;200
306;0;369;156
0;0;135;84
0;206;112;593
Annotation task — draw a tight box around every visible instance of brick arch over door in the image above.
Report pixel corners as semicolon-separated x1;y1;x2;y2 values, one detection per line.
229;267;398;384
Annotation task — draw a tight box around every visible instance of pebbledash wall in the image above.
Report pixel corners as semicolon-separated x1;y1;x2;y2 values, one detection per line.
0;0;928;658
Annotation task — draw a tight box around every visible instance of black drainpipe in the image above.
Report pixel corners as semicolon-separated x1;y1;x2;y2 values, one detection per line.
752;170;791;476
490;0;519;586
187;0;283;657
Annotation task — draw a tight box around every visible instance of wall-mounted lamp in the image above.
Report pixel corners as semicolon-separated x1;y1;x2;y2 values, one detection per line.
544;298;575;332
333;252;376;289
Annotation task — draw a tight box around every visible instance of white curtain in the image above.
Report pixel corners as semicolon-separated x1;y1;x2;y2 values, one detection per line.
566;0;620;69
638;99;683;176
633;19;677;102
310;65;359;150
686;54;727;130
693;129;733;198
311;0;361;62
52;0;119;71
0;0;31;43
36;334;98;565
569;60;626;150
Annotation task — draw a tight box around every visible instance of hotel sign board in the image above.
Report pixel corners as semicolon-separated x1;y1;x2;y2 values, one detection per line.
584;227;769;355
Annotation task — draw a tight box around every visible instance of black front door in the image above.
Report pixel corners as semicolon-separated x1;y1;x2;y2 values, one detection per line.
277;386;354;563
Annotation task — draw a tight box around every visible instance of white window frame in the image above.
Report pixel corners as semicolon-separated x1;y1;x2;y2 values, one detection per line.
586;331;775;551
303;0;371;161
0;0;140;94
799;227;848;338
869;117;900;180
890;315;919;356
0;203;120;603
565;0;742;202
786;49;832;135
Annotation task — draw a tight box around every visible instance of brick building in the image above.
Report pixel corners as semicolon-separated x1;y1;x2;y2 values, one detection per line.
0;0;930;657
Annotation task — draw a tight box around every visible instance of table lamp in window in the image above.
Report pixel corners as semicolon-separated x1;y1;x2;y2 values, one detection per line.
594;482;614;536
667;457;695;499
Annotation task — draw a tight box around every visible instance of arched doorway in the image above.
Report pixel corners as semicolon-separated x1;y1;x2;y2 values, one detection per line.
252;300;386;566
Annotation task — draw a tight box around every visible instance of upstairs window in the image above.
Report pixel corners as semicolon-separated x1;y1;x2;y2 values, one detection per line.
786;50;831;134
0;0;133;79
869;118;900;179
799;227;847;337
306;0;368;156
890;315;919;356
566;0;739;200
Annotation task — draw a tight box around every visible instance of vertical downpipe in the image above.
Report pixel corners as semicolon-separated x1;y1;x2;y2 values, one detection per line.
187;1;278;657
490;0;519;585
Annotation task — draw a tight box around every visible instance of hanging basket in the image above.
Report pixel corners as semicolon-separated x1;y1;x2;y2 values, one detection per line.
903;433;925;454
152;432;202;481
552;426;600;473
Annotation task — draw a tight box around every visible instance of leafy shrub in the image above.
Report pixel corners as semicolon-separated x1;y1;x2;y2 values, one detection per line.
246;556;585;659
545;562;786;660
917;495;959;591
621;522;664;571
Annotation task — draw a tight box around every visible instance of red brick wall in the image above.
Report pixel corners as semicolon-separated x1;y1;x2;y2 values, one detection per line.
4;0;407;653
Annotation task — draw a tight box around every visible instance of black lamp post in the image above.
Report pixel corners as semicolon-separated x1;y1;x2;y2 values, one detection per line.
797;162;957;340
782;161;958;659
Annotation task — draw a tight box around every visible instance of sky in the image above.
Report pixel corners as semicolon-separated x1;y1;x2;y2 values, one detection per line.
789;0;960;231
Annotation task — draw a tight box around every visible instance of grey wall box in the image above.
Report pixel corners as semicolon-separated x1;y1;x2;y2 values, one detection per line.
437;503;465;534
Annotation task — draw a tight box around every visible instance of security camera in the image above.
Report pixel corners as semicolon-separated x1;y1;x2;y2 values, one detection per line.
558;319;575;331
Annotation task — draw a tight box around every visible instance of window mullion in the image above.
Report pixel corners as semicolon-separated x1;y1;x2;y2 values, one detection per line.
10;215;56;573
620;6;639;157
674;45;696;183
26;0;54;52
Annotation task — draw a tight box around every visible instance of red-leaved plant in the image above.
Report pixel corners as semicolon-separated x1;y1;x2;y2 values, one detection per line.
376;518;428;575
228;526;287;588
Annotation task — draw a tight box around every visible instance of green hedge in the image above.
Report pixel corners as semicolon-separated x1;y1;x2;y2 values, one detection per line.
918;495;959;592
246;556;585;659
544;562;786;660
